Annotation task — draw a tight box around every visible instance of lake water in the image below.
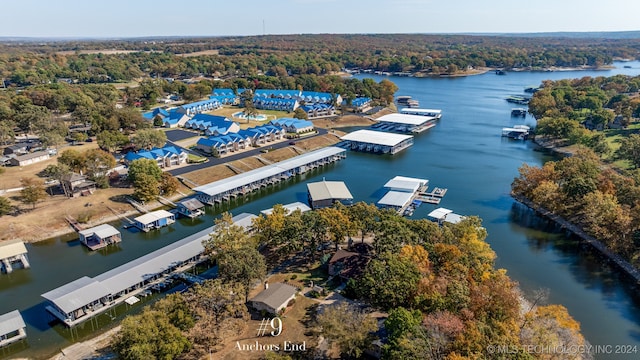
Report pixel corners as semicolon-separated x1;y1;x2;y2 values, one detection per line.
2;62;640;359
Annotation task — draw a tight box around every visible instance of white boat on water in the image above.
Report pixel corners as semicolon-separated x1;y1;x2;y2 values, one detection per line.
502;125;530;140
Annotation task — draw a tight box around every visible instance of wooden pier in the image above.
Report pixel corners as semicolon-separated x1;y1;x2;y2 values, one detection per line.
127;198;149;214
65;216;84;232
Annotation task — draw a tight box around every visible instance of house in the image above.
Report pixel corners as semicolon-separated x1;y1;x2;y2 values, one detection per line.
8;151;50;166
300;103;335;119
180;98;221;116
210;88;238;105
3;142;29;156
60;173;96;197
162;110;190;128
78;224;122;251
270;118;315;134
300;91;341;105
307;180;353;209
142;107;170;121
0;310;27;348
185;114;240;135
196;133;247;155
249;282;298;315
177;198;206;218
124;146;188;169
133;210;176;232
349;97;372;112
328;249;370;281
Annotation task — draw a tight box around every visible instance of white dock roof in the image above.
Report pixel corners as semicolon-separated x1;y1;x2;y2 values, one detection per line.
261;202;312;215
384;176;428;192
340;130;413;147
78;224;120;239
134;209;174;225
400;108;442;115
377;191;414;208
0;239;27;259
427;208;453;219
0;310;26;335
377;113;434;125
307;181;353;201
232;213;258;231
41;276;111;314
193;147;346;196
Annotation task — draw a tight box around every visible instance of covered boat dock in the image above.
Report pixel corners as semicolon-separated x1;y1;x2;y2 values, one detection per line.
0;310;27;348
0;240;30;274
374;113;438;133
133;210;176;232
340;130;413;155
78;224;121;251
193;147;347;205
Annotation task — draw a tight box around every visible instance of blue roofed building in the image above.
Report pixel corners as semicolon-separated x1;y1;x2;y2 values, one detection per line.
142;107;170;120
300;103;335;119
196;133;248;156
270;118;315;134
124;146;188;169
253;98;299;111
300;91;340;104
185;114;240;135
209;88;238;105
162;109;190;128
180;98;221;116
349;97;373;113
254;89;302;99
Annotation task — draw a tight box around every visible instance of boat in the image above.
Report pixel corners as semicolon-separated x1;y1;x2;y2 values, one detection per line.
511;108;527;117
396;96;420;108
495;69;506;75
400;108;442;119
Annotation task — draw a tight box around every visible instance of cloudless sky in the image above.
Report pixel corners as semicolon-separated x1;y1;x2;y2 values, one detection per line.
2;0;639;38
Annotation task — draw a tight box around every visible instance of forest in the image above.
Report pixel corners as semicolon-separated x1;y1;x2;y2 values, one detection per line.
2;34;640;87
112;204;589;360
515;73;640;268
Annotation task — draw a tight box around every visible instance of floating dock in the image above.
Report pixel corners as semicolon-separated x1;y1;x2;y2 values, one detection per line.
78;224;122;251
376;176;430;215
399;108;442;120
502;125;531;140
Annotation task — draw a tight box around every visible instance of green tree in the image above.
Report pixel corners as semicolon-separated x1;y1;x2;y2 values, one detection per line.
0;196;12;216
97;130;130;152
58;149;86;173
616;134;640;168
252;204;287;246
112;309;190;360
128;158;162;183
20;178;47;209
318;206;355;250
218;245;266;301
357;252;421;310
84;148;116;188
203;212;253;255
70;132;88;144
132;173;160;202
293;107;308;119
348;202;380;243
132;129;167;150
317;303;378;359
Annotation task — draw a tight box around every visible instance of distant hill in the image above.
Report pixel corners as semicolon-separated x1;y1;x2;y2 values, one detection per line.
466;31;640;39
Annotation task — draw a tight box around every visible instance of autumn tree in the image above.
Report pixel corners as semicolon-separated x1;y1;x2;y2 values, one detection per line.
203;212;253;256
20;178;47;209
616;134;640;168
84;148;116;188
132;173;160;202
159;172;179;196
57;149;86;173
112;309;191;360
218;245;266;301
317;303;378;359
128;158;163;183
356;252;421;310
318;205;355;250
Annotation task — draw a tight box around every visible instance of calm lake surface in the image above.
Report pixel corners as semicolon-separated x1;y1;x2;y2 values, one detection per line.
2;62;640;359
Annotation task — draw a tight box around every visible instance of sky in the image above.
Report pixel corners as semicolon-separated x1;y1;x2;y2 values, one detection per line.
2;0;639;38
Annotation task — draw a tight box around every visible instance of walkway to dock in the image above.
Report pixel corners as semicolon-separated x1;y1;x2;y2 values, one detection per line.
127;198;149;214
512;193;640;283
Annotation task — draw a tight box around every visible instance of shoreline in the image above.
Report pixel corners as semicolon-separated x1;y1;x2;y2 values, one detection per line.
512;193;640;284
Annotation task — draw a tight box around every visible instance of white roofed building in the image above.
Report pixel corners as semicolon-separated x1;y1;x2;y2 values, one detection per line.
0;310;27;347
78;224;121;251
307;180;353;209
133;210;176;232
261;202;311;216
427;208;465;225
341;130;413;155
0;240;30;274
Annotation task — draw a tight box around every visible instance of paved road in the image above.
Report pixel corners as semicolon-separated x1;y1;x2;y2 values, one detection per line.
167;128;329;177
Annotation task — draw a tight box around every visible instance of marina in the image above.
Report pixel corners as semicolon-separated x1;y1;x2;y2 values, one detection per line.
376;176;448;216
193;147;347;205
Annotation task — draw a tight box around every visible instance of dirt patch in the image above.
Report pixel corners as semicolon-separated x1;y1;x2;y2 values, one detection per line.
176;49;220;57
313;114;376;129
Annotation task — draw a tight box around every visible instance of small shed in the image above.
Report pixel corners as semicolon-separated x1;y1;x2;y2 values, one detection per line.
133;210;176;232
307;180;353;209
78;224;122;251
427;208;465;225
177;198;206;218
250;283;298;315
0;310;27;348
